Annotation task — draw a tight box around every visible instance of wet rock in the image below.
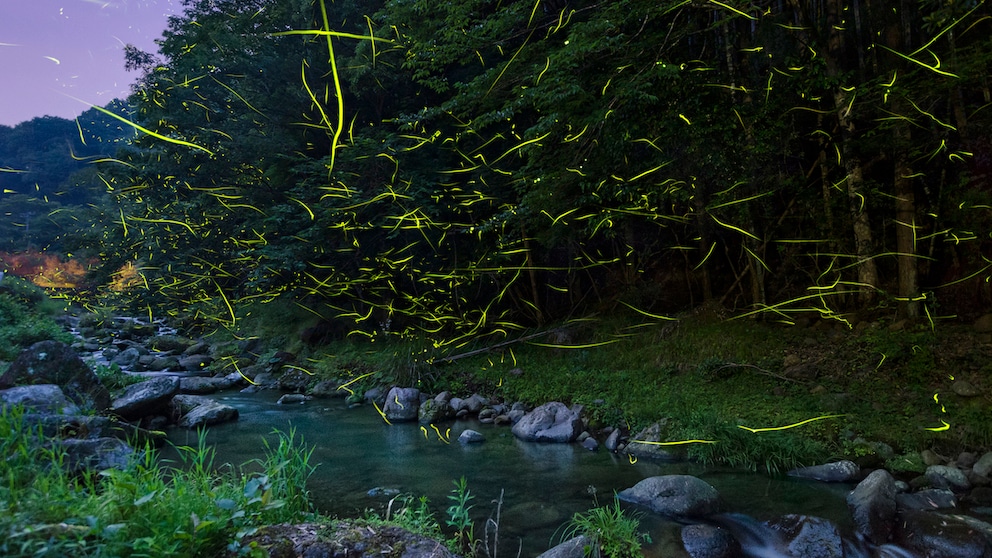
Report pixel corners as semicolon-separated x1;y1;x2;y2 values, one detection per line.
111;346;144;368
511;401;584;443
0;340;111;411
462;393;488;413
604;429;623;453
277;393;309;405
581;437;599;451
147;334;196;353
618;475;721;518
681;523;738;558
787;460;859;482
179;376;230;394
767;514;845;558
178;354;212;372
974;452;992;478
847;469;896;544
229;521;458;558
458;429;485;444
182;341;210;356
146;355;180;372
895;509;992;558
623;419;685;461
926;465;971;493
419;397;454;424
536;535;593;558
383;386;420;422
278;368;315;393
110;376;180;421
0;384;79;414
896;489;957;511
177;399;238;428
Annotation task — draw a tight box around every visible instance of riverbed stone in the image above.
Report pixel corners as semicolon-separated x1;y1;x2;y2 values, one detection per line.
847;469;896;544
894;509;992;558
111;346;144;368
681;523;737;558
787;460;859;482
229;521;459;558
0;340;111;411
277;393;309;405
177;400;238;428
146;355;180;372
604;429;623;453
178;354;212;372
383;386;420;422
179;376;229;394
0;384;79;414
458;429;485;444
926;465;971;493
110;376;180;420
536;535;593;558
768;515;845;558
623;419;685;461
973;452;992;478
581;437;599;451
147;334;196;353
896;488;957;511
419;397;454;424
511;401;584;443
618;475;721;518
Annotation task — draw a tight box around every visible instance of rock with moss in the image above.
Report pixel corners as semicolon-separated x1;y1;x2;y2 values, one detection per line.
622;420;686;461
0;340;111;411
511;401;584;443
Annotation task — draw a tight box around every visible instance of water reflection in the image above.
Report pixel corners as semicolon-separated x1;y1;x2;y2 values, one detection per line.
165;391;855;556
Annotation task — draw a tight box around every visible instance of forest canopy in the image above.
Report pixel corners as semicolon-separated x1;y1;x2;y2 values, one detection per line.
10;0;992;344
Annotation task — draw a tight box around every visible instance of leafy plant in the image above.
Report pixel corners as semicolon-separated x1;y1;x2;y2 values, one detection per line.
446;476;476;554
558;496;650;558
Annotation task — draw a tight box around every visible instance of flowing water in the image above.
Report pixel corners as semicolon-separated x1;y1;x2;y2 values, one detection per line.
163;390;857;557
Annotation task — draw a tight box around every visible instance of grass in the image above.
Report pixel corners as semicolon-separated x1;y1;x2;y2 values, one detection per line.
0;405;317;557
557;496;650;558
0;275;73;360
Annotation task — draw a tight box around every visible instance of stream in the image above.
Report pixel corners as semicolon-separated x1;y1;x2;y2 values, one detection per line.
162;390;856;557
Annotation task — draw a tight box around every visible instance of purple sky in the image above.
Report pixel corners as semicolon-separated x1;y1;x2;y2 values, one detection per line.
0;0;180;127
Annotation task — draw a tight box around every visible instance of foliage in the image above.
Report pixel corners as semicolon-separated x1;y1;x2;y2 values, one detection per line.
0;275;73;360
0;405;317;558
445;476;477;554
558;496;649;558
93;363;144;391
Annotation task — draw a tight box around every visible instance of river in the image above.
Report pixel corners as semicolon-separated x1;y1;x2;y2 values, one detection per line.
163;390;855;557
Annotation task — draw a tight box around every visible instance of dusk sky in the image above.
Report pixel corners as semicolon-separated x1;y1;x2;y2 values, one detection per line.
0;0;180;127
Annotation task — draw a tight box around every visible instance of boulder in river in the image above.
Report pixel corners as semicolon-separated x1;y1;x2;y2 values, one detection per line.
110;376;180;421
511;401;584;443
680;523;738;558
176;398;239;428
383;386;420;422
894;509;992;558
846;468;896;545
0;340;111;411
458;429;485;444
617;475;721;518
787;460;860;482
536;535;593;558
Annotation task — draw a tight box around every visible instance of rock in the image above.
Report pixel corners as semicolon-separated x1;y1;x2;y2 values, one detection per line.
536;535;593;558
926;465;971;493
921;449;945;467
60;437;136;473
767;515;845;558
478;408;497;423
463;393;488;413
277;393;309;405
179;376;229;394
310;379;345;397
110;376;180;421
847;469;896;544
952;380;981;397
146;355;180;372
147;334;196;353
111;347;144;368
974;452;992;478
787;460;859;482
623;419;685;461
178;354;212;372
278;368;315;393
507;409;525;424
681;524;737;558
896;489;957;511
383;387;420;422
511;402;584;443
458;429;485;444
0;384;79;414
895;509;992;558
177;400;238;428
0;340;111;411
617;475;721;518
22;413;164;447
419;397;454;424
581;437;599;451
604;429;623;453
974;313;992;333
